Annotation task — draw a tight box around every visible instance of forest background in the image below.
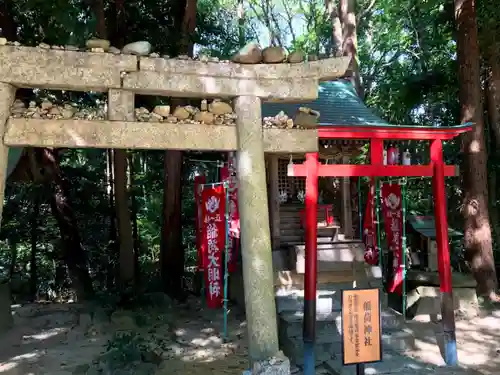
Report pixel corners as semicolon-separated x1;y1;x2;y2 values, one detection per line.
0;0;497;304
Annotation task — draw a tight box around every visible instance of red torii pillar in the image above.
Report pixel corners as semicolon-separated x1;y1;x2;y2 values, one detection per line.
290;124;472;370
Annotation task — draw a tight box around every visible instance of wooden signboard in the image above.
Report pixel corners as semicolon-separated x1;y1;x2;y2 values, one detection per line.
341;288;382;366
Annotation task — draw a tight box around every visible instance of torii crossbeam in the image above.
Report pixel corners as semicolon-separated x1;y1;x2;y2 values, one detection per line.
287;123;473;370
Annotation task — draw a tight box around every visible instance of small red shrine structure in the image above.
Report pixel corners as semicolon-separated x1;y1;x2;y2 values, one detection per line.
289;123;472;368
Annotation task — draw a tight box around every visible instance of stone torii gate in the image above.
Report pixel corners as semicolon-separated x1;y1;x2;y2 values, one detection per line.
0;43;350;371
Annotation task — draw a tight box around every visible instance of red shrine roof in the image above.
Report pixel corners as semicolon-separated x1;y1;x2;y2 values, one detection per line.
318;123;473;140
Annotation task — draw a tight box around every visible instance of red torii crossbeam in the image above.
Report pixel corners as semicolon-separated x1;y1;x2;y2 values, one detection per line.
293;123;472;371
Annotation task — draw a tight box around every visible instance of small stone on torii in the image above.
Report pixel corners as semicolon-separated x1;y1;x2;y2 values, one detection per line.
294;107;320;129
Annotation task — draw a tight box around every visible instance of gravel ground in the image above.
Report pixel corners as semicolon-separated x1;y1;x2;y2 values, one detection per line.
0;299;498;375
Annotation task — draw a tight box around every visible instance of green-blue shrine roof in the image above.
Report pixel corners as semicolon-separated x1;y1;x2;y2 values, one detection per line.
408;215;463;240
262;79;390;126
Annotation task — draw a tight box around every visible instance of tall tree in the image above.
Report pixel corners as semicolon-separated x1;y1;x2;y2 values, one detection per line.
325;0;343;56
1;1;95;300
340;0;361;95
0;0;17;40
161;0;198;300
454;0;498;299
89;0;136;286
47;149;94;300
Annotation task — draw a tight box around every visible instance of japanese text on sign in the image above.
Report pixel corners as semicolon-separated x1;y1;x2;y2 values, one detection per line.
342;288;382;365
201;185;226;308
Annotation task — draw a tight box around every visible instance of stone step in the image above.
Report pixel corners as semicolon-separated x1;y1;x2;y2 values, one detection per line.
280;215;341;224
280;221;302;230
281;336;337;367
273;268;382;289
403;286;478;321
280;226;341;234
275;280;385;314
281;234;304;244
281;229;344;245
292;240;362;253
280;210;337;218
279;309;407;335
284;235;350;245
292;242;365;274
278;310;424;370
276;288;345;314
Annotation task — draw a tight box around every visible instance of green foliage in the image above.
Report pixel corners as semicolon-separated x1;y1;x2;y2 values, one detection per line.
2;0;498;301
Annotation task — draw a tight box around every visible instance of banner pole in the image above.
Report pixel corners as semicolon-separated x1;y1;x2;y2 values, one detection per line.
401;179;407;320
375;179;383;274
196;181;206;303
223;182;230;341
357;177;363;240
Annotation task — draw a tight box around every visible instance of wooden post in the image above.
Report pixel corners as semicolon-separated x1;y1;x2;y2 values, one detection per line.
341;155;353;238
268;154;281;250
234;96;279;364
430;139;457;366
0;83;15;230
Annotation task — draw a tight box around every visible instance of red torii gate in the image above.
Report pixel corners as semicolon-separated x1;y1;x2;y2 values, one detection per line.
288;123;473;370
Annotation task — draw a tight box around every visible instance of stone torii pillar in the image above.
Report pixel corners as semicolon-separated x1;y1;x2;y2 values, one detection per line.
0;83;15;230
0;83;15;332
234;96;280;366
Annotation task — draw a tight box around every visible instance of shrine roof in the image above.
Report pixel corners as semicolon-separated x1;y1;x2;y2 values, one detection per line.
261;79;390;127
408;215;463;239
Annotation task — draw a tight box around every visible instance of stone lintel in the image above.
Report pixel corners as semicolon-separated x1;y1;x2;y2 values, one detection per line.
0;45;138;70
122;71;318;101
139;56;351;81
4;118;318;153
264;128;317;153
0;46;137;91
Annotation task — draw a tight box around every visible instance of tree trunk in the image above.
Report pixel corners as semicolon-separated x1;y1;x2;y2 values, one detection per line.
106;149;116;288
8;240;17;281
113;149;135;285
340;0;362;96
161;149;184;298
485;49;500;248
92;0;107;39
325;0;343;57
30;192;39;301
113;0;126;48
160;0;197;300
486;48;500;145
0;0;17;40
455;0;498;299
129;152;140;283
47;150;94;300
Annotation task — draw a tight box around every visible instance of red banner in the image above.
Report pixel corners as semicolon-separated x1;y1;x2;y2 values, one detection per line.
363;179;379;265
201;185;226;308
381;183;403;295
220;157;240;273
194;175;206;271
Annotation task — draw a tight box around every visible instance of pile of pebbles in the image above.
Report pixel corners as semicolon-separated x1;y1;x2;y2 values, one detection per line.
0;37;324;64
9;99;106;120
9;98;321;131
135;99;237;125
263;107;320;130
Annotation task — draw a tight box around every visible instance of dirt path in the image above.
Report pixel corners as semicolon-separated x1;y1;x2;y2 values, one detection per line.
0;298;499;375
